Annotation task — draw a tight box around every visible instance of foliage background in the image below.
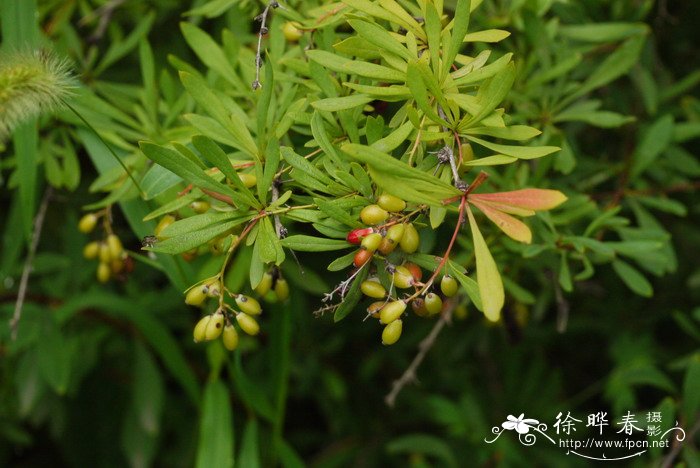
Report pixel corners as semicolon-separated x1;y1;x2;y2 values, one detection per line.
1;0;699;466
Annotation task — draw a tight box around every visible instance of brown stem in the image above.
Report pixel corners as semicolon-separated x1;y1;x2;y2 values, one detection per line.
385;301;455;407
9;187;53;340
201;188;234;205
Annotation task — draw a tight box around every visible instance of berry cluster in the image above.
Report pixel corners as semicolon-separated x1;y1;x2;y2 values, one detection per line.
79;211;131;283
186;268;289;351
341;194;464;345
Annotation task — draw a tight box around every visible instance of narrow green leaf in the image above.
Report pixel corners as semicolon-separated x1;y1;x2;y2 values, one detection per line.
181;22;241;89
630;115;674;180
566;35;646;103
306;50;405;82
406;61;450;127
280;146;333;185
150;218;250;254
257;217;279;264
682;355;700;420
371;121;414;153
192;135;261;208
312;94;374;112
466;206;503;321
180;72;258;157
256;59;274;148
195;380;234;468
467;136;559;159
311;112;341;164
261;138;280;204
139;142;236;197
237;419;261;468
443;0;471;78
280;235;351;252
95;12;155;74
612;259;653;297
553;109;635;128
141;163;182;200
315;198;363;228
160;211;247;238
334;267;369;322
559;22;648;43
463;125;541;141
459;63;515;128
143;190;202;221
342;143;461;204
424;2;442;75
348;19;412;60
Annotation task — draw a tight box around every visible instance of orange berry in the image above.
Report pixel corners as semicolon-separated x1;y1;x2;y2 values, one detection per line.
353;248;373;268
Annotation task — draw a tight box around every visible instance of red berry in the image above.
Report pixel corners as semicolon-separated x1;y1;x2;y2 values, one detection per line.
404;262;423;282
353;248;373;267
346;227;374;245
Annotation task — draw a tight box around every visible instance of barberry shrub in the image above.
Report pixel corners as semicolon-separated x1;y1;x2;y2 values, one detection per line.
2;0;700;466
138;0;570;343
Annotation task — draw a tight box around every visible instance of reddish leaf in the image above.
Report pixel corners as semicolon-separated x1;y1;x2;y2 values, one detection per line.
467;198;535;217
470;199;532;244
469;189;567;211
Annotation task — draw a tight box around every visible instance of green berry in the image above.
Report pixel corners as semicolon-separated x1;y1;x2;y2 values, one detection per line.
360;204;388;225
360;232;382;252
185;285;207;306
106;234;123;259
190;200;210;213
236;294;262;315
239;173;257;188
377;193;406;212
399;223;420;253
274;278;290;301
379;300;406;324
78;213;98;233
378;224;405;255
255;272;273;296
97;262;110;283
222;324;239;351
282;21;303;42
382;319;403;345
154;214;176;238
83;241;100;260
440;275;459;297
424;293;443;315
193;315;211;343
360;279;386;299
204;312;225;340
99;242;111;263
393;266;414;289
236;313;260;336
206;279;222;298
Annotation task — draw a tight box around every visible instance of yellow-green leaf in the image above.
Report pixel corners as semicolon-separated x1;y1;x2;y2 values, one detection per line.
466;206;503;321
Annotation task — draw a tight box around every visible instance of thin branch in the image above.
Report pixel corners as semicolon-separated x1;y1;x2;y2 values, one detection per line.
271;177;304;273
252;1;280;90
550;270;570;333
80;0;128;44
270;179;287;238
385;301;455;407
9;187;53;340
